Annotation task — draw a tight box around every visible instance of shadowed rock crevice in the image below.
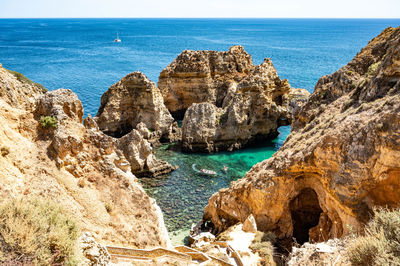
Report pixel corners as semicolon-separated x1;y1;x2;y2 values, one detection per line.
290;188;322;244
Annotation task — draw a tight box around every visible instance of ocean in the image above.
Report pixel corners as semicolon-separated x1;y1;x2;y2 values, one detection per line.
1;18;399;243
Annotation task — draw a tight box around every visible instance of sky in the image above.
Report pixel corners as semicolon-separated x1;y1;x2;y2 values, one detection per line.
0;0;399;18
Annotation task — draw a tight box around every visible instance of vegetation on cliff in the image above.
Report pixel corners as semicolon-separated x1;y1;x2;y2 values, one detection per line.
40;115;58;129
0;197;79;265
347;208;400;265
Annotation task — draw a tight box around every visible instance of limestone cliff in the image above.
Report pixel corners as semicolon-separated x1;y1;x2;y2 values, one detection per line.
96;71;180;142
203;27;400;244
0;66;171;249
159;45;254;119
179;55;309;152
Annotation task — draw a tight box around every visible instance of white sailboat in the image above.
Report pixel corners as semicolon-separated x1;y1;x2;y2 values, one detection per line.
114;32;121;43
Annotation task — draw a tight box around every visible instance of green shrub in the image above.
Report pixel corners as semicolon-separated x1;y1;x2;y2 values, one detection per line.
0;196;79;265
367;62;381;77
6;69;47;92
105;202;113;213
346;208;400;265
40;116;58;129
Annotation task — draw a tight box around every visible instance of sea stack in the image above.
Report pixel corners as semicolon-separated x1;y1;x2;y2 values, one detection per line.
95;71;180;142
159;45;309;152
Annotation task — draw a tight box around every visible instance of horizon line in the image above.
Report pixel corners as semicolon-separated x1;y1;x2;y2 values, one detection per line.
1;17;400;20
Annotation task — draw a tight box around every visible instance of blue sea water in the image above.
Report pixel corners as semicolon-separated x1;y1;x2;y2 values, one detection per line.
1;19;399;115
1;18;399;242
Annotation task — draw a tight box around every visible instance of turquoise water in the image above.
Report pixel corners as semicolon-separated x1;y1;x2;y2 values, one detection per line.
140;126;290;234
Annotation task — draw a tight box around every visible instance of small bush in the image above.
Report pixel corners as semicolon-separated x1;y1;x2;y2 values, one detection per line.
40;116;58;129
0;147;9;157
252;231;276;244
0;196;79;265
346;208;400;265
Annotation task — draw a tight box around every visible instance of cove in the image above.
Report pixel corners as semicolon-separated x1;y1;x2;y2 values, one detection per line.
139;126;291;244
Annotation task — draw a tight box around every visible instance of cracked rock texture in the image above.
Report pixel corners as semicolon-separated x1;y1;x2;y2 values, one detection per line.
160;45;309;152
0;66;172;249
96;71;179;142
203;27;400;243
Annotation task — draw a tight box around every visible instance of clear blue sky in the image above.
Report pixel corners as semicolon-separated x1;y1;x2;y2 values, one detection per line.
0;0;399;18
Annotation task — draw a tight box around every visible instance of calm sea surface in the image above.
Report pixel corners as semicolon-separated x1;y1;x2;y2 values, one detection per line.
1;18;399;243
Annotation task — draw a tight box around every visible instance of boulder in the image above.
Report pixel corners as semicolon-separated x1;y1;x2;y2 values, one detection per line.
243;214;257;233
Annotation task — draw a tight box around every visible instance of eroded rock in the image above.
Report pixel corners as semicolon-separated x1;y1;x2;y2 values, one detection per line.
80;232;111;266
179;55;307;152
203;27;400;245
0;69;172;249
159;45;254;119
96;71;178;142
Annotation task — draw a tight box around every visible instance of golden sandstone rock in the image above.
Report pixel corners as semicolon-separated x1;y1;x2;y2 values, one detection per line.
203;27;400;245
96;71;179;142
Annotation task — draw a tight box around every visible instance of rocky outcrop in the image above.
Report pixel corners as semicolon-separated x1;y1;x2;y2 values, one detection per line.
0;67;172;249
80;232;111;266
0;66;45;109
179;56;309;152
203;27;400;245
35;89;174;178
95;71;179;142
159;45;254;119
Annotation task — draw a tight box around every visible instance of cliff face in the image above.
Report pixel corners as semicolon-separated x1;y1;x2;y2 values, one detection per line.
203;27;400;244
95;71;179;142
180;57;309;152
0;66;171;248
158;45;254;119
160;45;308;152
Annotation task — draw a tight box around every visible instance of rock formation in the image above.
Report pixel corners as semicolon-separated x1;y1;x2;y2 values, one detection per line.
159;45;254;119
203;27;400;245
176;52;309;152
0;65;172;249
95;71;180;142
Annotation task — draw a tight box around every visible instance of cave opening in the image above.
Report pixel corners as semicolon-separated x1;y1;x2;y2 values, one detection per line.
106;123;133;138
290;188;322;244
170;110;186;121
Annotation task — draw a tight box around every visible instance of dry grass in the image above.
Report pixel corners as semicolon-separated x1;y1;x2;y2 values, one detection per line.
346;208;400;265
0;196;79;265
249;231;275;265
